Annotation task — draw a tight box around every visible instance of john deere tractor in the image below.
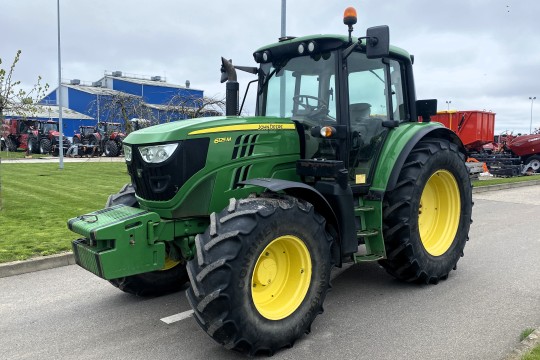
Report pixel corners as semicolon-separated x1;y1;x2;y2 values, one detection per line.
69;8;472;355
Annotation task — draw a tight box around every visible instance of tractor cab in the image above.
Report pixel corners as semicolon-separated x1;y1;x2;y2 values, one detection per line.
254;36;409;190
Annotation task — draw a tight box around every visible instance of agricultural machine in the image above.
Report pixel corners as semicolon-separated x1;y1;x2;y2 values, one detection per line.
27;120;70;155
1;119;33;152
1;119;69;155
71;125;101;156
69;8;473;355
430;111;540;176
473;132;540;176
72;122;125;157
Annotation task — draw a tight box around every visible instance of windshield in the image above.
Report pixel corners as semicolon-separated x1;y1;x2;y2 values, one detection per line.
259;52;337;127
107;124;120;132
43;123;58;132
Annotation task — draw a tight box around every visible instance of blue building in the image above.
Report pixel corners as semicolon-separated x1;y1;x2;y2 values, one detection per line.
40;72;213;135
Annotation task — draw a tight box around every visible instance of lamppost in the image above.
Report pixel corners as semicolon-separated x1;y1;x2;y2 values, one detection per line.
446;100;451;111
529;96;536;134
57;0;64;169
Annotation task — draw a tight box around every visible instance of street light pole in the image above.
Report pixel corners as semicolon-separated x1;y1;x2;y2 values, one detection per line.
446;100;451;111
57;0;64;169
529;96;536;134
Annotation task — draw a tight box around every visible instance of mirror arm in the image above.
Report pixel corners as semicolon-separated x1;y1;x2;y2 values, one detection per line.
343;42;359;60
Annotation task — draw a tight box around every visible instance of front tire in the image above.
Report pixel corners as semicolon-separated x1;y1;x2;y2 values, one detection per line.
104;140;119;157
379;138;472;284
526;155;540;173
186;195;333;355
106;184;189;296
27;137;37;154
39;138;52;154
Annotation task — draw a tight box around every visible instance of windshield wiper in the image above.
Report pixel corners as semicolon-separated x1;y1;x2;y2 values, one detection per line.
257;61;289;96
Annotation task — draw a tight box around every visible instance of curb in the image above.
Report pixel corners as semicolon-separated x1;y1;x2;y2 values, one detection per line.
0;252;75;279
503;329;540;360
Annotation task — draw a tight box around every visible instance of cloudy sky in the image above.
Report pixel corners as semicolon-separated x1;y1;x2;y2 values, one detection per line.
2;0;539;133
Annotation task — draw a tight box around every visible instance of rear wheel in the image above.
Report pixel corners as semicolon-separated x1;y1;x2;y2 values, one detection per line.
39;138;52;154
104;140;119;157
379;138;472;284
186;195;333;355
106;184;189;296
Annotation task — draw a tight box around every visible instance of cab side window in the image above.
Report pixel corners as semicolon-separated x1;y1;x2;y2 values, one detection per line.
389;60;407;121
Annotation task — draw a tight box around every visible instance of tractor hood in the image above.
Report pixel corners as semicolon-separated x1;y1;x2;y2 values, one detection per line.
123;115;296;145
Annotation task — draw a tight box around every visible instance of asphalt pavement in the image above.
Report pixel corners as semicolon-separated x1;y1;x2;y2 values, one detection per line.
0;185;539;359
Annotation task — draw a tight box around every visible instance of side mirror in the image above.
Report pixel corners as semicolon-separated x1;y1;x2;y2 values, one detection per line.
416;99;438;122
366;25;390;59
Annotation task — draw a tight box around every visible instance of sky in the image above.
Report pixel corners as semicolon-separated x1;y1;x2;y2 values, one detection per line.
2;0;540;134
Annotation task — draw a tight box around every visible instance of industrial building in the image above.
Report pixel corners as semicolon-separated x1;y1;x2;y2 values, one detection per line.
35;71;209;136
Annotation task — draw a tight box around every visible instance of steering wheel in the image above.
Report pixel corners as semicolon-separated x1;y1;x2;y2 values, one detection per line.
293;95;328;117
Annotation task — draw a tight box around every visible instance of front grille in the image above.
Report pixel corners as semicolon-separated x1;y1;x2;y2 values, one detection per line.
127;138;210;201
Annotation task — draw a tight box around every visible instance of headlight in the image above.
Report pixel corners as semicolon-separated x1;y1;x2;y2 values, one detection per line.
123;145;132;162
138;143;178;164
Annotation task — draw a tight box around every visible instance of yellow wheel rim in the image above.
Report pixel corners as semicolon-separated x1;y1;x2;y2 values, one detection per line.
251;235;312;320
161;256;180;271
418;170;461;256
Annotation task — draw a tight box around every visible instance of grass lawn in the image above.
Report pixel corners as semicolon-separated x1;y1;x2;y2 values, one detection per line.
472;174;540;187
522;343;540;360
0;162;129;263
0;149;50;159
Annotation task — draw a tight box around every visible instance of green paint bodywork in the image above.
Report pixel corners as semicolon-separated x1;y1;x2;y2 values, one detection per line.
125;116;301;219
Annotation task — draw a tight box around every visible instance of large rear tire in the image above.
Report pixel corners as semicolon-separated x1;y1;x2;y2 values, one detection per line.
379;138;472;284
106;184;189;296
186;195;334;356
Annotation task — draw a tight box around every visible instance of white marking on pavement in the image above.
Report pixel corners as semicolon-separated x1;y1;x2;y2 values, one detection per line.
160;264;354;324
160;310;194;324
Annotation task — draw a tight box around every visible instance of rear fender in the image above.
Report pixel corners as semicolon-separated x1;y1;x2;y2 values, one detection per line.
371;123;465;193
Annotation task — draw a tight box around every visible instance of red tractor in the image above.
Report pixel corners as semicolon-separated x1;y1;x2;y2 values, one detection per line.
72;125;100;156
73;122;125;157
27;120;71;155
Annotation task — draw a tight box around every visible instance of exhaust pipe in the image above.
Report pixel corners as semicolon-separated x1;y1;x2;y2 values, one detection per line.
221;57;239;116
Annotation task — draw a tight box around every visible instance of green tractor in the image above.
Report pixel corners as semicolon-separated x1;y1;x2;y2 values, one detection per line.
69;8;472;356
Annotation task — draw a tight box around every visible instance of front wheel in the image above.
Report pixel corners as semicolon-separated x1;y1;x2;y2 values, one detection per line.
106;184;189;296
186;195;334;356
27;137;37;154
39;138;52;154
526;155;540;173
104;140;119;157
379;138;473;284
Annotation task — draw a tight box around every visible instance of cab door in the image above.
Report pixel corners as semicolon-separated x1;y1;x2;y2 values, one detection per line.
346;52;407;190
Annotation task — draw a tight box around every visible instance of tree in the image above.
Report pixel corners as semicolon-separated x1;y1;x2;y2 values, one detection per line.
161;93;225;123
0;50;49;120
88;92;226;133
87;92;156;133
